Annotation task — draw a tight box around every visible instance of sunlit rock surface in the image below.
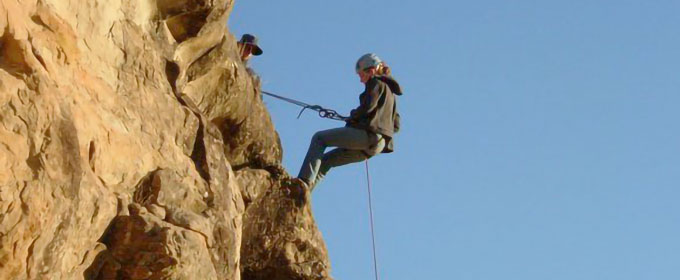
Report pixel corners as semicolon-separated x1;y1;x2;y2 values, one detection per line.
0;0;330;279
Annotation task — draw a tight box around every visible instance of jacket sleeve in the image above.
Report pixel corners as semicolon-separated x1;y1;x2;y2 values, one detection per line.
348;79;384;122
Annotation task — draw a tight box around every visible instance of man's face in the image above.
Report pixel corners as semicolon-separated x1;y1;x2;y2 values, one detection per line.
240;44;253;61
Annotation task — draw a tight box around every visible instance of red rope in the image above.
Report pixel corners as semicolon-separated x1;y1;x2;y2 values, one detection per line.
365;160;380;280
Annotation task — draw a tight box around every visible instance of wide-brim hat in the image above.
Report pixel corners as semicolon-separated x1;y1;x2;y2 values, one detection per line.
238;34;263;56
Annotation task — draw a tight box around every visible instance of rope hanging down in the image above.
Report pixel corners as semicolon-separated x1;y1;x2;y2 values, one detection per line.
365;160;380;280
262;91;348;121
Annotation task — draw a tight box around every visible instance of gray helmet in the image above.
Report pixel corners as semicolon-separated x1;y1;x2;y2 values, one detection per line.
355;53;382;73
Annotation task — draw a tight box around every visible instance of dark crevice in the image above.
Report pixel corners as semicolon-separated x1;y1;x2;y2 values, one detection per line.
190;123;211;182
88;141;96;172
230;163;250;172
0;26;32;77
115;196;125;215
25;153;42;179
165;60;180;96
165;58;210;183
164;9;210;43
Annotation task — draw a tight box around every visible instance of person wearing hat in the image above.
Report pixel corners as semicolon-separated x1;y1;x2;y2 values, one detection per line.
237;34;263;62
286;53;403;201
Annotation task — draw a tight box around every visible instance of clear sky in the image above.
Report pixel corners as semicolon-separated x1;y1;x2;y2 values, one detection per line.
229;1;680;279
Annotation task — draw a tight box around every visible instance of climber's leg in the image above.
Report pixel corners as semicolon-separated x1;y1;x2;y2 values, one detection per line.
297;127;373;185
311;135;385;190
310;148;367;190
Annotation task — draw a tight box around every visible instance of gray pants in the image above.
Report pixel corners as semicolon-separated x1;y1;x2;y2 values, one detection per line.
298;127;385;190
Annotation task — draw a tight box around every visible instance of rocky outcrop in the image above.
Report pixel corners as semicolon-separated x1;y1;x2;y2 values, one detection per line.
0;1;330;279
237;170;330;280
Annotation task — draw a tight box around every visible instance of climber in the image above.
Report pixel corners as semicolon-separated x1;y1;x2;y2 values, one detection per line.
237;33;263;62
286;53;402;201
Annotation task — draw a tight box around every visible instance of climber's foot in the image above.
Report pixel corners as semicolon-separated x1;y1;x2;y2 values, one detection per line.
283;178;309;205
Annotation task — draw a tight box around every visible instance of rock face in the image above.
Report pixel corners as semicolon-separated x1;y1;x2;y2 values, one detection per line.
0;1;330;279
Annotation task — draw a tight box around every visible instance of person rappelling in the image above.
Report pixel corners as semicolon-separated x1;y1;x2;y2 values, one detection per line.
281;53;402;201
261;53;400;280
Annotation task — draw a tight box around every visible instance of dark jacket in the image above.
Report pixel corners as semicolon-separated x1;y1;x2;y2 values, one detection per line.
347;75;402;153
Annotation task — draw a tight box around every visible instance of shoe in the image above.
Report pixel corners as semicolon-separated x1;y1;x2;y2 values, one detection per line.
283;178;309;205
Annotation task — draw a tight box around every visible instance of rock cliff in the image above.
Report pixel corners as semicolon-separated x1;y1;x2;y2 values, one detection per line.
0;1;330;279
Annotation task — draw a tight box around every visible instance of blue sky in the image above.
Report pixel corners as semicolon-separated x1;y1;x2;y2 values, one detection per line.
229;1;680;279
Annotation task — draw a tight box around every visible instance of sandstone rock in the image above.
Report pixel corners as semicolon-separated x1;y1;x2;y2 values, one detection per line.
240;174;331;280
1;0;331;279
236;168;273;206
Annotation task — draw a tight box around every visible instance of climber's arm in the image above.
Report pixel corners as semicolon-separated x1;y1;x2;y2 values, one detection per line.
347;80;383;123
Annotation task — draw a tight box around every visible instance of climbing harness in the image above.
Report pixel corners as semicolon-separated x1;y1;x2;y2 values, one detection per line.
261;91;348;121
365;160;380;280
